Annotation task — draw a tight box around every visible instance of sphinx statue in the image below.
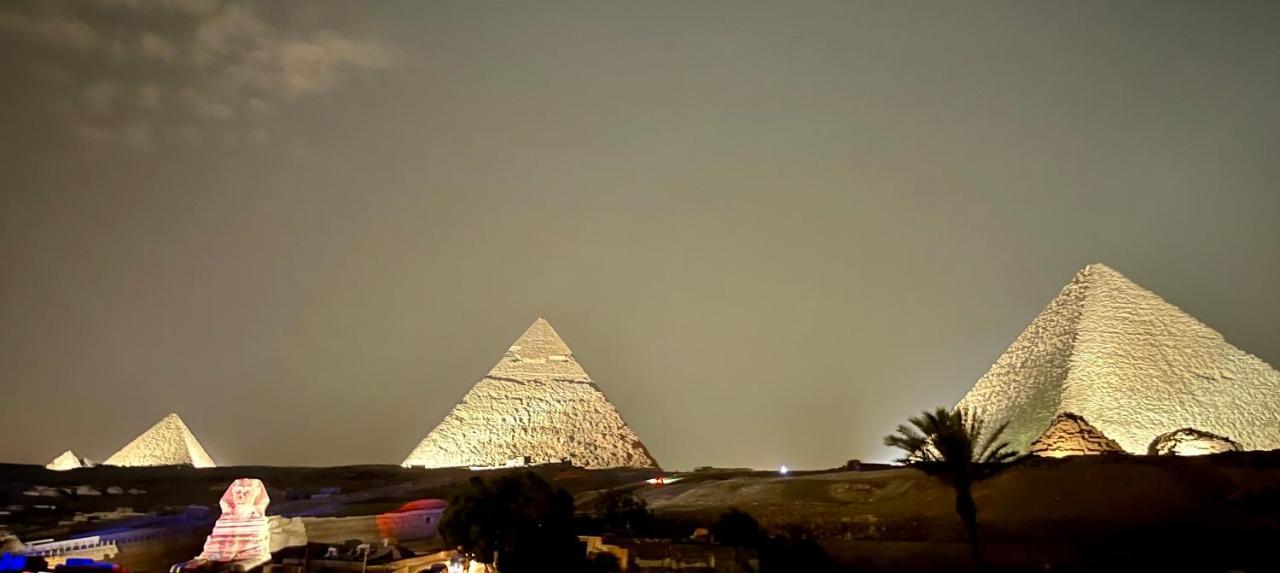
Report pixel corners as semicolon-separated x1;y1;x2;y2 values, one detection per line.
178;478;272;571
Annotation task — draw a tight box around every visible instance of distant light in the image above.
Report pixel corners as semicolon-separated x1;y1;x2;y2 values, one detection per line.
645;476;682;485
779;465;789;475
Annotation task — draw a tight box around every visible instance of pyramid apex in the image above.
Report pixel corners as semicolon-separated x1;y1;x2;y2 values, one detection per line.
160;412;195;429
514;317;568;346
1069;263;1143;293
492;317;579;377
1076;262;1122;278
47;450;86;471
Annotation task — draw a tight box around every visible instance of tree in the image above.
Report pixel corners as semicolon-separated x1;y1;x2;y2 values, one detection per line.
583;552;622;573
884;407;1018;571
597;490;654;537
712;510;835;572
760;526;836;573
711;508;765;547
440;471;583;573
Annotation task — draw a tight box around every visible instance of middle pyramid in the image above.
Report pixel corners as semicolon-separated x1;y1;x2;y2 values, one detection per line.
402;318;659;469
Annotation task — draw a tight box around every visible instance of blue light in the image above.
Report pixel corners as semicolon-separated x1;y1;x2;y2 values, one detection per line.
0;553;28;572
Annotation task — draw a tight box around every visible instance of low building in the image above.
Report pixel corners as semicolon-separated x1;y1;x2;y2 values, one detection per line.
581;536;759;573
264;543;455;573
267;500;448;554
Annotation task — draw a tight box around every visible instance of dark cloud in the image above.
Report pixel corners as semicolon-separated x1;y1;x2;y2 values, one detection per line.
138;31;178;61
1;1;390;149
90;0;221;16
0;10;100;51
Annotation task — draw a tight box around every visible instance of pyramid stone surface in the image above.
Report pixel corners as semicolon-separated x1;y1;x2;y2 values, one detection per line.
104;413;216;468
46;450;86;471
957;263;1280;455
402;318;658;469
1027;413;1124;457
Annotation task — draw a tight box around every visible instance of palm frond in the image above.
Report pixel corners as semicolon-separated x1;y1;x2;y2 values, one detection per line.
974;418;1011;462
884;405;1019;481
885;422;931;464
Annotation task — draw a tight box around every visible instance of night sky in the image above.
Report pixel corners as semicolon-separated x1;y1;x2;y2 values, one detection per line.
1;1;1277;469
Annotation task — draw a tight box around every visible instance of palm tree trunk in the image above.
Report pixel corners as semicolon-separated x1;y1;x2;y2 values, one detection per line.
954;482;982;571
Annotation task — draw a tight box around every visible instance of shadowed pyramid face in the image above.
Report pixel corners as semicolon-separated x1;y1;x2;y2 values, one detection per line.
957;264;1280;455
402;318;658;469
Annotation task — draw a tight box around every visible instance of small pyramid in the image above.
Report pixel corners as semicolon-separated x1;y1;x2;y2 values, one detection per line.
1148;428;1242;456
104;413;216;468
402;318;659;469
1028;413;1124;457
46;450;87;471
957;264;1280;455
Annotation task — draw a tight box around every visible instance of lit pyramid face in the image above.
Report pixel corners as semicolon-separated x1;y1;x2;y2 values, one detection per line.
957;264;1280;455
104;413;216;468
46;450;86;471
403;318;658;469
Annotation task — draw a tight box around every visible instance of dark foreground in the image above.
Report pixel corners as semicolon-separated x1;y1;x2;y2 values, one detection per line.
2;452;1277;572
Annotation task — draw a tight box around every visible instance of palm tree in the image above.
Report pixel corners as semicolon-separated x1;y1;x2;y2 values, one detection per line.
884;407;1018;571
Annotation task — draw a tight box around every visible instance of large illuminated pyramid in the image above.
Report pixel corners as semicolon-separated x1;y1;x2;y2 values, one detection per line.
957;263;1280;455
103;413;217;468
403;318;658;469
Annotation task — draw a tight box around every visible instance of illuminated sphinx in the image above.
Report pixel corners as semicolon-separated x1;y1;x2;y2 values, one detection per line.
194;478;272;568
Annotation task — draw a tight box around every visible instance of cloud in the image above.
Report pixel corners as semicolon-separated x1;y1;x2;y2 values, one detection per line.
191;4;268;65
277;31;392;96
138;32;177;61
118;122;153;148
180;88;233;120
105;38;126;61
134;84;161;109
177;125;203;145
83;81;123;115
192;6;392;98
247;97;275;114
76;121;152;149
0;10;100;52
11;2;392;151
90;0;220;16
